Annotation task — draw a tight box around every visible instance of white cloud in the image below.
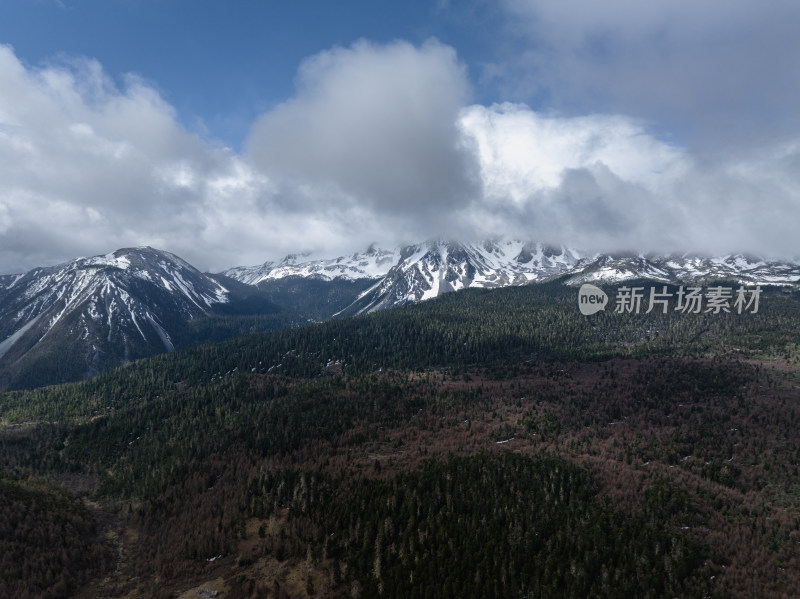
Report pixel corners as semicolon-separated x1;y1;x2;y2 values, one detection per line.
1;38;799;276
0;44;238;271
459;103;689;202
454;102;800;257
245;39;477;215
0;41;478;273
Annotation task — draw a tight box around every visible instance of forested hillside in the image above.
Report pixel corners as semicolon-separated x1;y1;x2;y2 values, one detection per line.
3;281;798;421
1;281;799;598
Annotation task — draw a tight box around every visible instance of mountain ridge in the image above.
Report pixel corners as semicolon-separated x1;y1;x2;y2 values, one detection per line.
223;239;800;315
2;240;798;390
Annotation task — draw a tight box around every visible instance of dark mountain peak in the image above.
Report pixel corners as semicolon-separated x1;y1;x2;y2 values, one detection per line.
541;244;563;258
0;247;230;390
279;251;313;266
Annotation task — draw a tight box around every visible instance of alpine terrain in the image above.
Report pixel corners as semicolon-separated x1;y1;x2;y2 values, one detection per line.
2;239;798;390
0;247;231;389
225;239;800;316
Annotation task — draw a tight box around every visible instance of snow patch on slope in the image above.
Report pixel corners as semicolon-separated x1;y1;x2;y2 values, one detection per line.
0;313;43;359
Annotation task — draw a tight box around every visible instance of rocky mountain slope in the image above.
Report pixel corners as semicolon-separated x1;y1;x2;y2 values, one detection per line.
224;239;800;316
0;247;230;389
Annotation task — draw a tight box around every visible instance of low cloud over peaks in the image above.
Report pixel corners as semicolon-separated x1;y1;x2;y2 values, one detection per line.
456;103;800;257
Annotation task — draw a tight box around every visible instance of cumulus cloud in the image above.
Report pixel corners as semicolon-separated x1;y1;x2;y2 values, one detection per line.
1;38;799;276
452;103;690;251
245;39;478;215
459;103;689;200
453;103;800;257
0;40;479;274
0;44;382;272
0;44;242;271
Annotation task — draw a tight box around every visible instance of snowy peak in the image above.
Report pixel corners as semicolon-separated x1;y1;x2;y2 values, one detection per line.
222;245;400;285
222;261;275;286
0;247;229;386
224;239;800;319
100;246;229;308
340;239;586;315
566;253;800;286
334;240;800;315
0;246;228;336
277;252;313;266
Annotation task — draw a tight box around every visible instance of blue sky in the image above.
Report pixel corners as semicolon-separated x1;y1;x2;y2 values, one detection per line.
0;1;506;148
1;0;799;272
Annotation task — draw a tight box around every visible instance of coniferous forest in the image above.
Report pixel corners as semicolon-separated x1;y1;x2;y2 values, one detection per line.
2;281;800;598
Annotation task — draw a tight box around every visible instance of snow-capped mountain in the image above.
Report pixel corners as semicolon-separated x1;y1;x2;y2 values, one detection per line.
225;239;800;317
0;247;229;389
339;240;585;314
3;240;798;391
222;244;400;285
346;242;799;314
566;253;800;286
